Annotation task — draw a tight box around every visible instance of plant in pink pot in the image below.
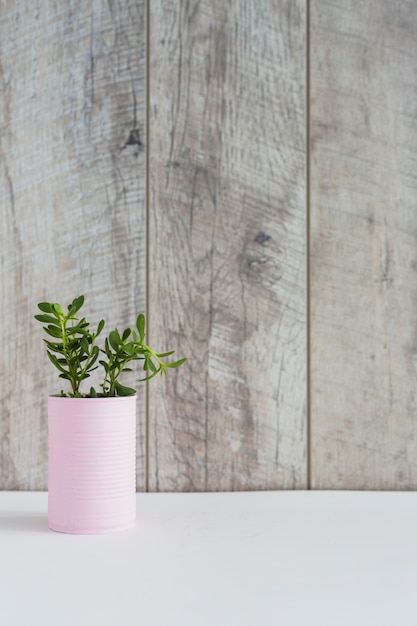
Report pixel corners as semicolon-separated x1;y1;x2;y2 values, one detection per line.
35;295;185;535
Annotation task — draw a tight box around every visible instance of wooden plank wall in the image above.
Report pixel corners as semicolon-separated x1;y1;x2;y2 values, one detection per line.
0;1;146;490
148;0;307;491
2;0;416;492
310;0;417;489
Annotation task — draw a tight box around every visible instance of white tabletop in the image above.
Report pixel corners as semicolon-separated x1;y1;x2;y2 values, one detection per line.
0;490;416;626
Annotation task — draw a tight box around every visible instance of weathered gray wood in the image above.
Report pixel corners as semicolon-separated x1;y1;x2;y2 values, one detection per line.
311;0;417;488
0;1;146;490
148;0;307;491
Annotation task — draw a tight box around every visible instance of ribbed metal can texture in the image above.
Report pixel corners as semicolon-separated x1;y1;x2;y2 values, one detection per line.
48;395;136;534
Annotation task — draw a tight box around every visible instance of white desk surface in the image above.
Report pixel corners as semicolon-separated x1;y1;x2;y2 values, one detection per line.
0;490;416;626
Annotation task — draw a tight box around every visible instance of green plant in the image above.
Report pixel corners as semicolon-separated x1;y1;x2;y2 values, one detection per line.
34;295;186;397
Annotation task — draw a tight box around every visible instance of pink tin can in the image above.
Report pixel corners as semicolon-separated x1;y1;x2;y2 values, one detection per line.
48;395;136;534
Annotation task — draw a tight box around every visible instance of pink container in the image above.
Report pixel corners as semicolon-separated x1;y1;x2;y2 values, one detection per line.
48;395;136;534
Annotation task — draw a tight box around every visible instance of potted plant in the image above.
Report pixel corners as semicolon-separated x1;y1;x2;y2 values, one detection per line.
35;295;185;534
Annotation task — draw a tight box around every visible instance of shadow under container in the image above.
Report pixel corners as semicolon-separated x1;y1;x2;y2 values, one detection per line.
48;395;136;534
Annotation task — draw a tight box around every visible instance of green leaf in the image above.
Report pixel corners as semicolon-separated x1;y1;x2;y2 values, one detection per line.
156;350;175;358
133;347;146;356
104;338;112;359
47;351;68;374
67;338;81;350
109;330;120;351
97;319;105;336
71;295;85;315
114;381;136;396
34;314;61;326
43;326;63;339
51;303;65;317
148;358;157;373
123;343;135;356
136;314;145;341
99;360;109;373
59;372;71;380
122;328;131;342
86;352;99;370
67;325;88;336
80;337;89;354
165;357;187;369
89;387;98;398
38;302;53;314
43;340;64;353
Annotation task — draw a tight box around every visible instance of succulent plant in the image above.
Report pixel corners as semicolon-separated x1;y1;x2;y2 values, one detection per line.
35;295;186;397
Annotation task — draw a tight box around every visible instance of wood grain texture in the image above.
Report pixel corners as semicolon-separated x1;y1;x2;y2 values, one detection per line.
311;1;417;488
0;0;146;490
149;0;307;491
